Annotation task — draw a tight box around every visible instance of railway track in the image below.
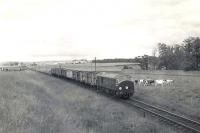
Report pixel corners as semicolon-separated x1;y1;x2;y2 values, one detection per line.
128;98;200;133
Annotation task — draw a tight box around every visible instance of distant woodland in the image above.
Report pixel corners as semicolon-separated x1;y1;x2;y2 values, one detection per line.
92;36;200;71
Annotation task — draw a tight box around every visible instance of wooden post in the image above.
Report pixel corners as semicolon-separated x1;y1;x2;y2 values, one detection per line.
95;57;96;73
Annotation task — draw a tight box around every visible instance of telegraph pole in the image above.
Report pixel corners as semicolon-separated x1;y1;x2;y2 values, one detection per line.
94;57;96;73
147;55;149;70
94;57;97;86
91;61;92;71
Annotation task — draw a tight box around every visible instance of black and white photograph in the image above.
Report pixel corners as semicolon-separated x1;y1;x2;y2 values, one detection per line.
0;0;200;133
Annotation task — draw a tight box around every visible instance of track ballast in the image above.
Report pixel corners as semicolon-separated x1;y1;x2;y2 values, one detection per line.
128;98;200;133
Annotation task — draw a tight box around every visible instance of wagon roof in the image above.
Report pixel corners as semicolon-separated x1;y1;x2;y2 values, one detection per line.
97;72;132;79
65;69;96;73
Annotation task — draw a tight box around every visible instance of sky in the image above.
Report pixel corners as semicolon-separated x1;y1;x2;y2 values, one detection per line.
0;0;200;62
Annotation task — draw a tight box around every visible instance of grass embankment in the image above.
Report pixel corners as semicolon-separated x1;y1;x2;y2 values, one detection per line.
0;71;179;133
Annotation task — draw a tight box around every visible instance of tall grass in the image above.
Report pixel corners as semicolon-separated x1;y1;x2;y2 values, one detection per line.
0;71;179;133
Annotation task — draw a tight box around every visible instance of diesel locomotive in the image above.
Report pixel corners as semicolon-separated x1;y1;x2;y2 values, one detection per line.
50;68;134;99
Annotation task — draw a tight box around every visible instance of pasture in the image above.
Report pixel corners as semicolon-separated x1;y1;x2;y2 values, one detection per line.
33;62;139;72
0;70;178;133
123;69;200;121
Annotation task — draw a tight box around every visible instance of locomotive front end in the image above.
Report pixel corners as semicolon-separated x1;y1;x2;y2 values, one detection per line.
116;80;134;99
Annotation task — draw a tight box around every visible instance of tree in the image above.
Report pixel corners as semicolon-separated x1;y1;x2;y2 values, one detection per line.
151;47;159;70
158;43;169;69
183;37;200;70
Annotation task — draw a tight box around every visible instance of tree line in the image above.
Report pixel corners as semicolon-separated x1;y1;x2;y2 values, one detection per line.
157;37;200;71
92;58;137;63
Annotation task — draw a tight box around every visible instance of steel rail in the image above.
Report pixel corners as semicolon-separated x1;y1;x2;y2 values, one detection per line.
129;98;200;133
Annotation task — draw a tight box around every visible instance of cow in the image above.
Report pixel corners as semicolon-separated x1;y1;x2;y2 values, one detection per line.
154;79;166;87
138;79;146;86
144;79;155;86
165;79;174;86
134;80;139;85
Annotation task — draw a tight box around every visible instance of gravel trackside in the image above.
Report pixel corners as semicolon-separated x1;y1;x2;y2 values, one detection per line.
0;71;179;133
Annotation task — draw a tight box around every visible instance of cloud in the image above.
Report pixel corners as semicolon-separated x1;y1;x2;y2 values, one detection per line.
147;0;189;6
0;0;200;62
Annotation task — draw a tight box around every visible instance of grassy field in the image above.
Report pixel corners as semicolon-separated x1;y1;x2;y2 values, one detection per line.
33;62;140;72
0;70;179;133
122;69;200;121
32;62;200;122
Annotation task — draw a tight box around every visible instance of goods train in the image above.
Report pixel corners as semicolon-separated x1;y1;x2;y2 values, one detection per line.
50;68;134;99
0;66;27;71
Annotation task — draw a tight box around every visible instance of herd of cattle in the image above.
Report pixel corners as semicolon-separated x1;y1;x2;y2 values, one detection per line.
134;79;174;86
